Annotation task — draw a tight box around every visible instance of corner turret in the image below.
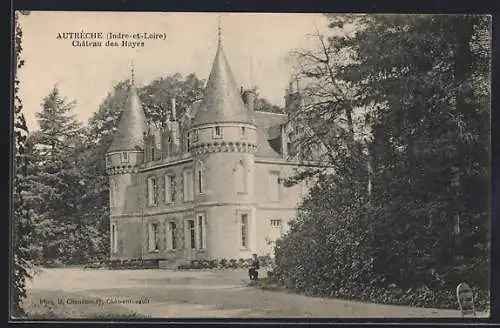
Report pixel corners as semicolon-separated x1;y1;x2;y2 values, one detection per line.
106;67;148;259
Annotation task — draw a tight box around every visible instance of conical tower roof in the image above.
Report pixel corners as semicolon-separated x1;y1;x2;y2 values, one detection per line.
108;80;147;152
193;38;254;126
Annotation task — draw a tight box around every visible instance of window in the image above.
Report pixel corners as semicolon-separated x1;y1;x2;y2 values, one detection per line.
269;171;281;202
187;132;191;152
187;220;196;249
122;151;129;163
165;174;176;203
214;126;222;138
167;221;177;250
194;130;199;142
111;223;117;254
197;168;203;194
270;219;282;227
268;219;283;255
148;222;159;252
197;214;205;249
168;136;173;155
235;161;247;194
183;170;194;201
147;176;157;206
241;127;246;136
150;145;156;161
241;214;249;249
196;161;205;194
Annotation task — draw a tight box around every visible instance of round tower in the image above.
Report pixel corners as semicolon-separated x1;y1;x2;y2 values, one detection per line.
187;33;258;260
106;72;147;260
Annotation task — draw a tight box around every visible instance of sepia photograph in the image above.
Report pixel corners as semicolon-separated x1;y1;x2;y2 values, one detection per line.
11;11;491;319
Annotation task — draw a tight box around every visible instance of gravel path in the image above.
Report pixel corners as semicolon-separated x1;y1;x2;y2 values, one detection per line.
24;268;489;318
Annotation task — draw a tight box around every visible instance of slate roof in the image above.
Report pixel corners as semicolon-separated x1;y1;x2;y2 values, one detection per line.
193;42;254;126
108;84;148;152
254;111;288;159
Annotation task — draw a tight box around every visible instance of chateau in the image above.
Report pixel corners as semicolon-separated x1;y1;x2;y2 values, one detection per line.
105;33;325;264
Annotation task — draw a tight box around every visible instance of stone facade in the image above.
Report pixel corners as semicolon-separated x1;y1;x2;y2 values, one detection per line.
106;38;325;263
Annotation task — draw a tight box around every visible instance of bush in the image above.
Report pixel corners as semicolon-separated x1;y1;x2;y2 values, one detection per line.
219;258;228;268
174;256;273;271
272;170;490;311
209;259;218;268
258;254;273;267
106;259;158;270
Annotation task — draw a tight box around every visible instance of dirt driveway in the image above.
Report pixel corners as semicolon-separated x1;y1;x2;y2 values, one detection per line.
22;267;489;319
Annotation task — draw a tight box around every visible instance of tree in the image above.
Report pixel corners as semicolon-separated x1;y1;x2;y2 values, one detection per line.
139;73;205;126
12;11;33;317
284;15;374;194
340;14;490;288
254;97;283;113
274;14;490;309
28;86;85;263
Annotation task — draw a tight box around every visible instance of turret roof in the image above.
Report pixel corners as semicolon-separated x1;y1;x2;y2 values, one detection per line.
193;42;254;126
108;83;148;152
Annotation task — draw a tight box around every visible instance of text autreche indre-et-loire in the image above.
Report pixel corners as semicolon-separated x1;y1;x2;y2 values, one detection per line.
56;31;166;48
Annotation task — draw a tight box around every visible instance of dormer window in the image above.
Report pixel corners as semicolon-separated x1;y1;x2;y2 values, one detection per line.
122;152;129;163
168;136;173;155
150;146;155;161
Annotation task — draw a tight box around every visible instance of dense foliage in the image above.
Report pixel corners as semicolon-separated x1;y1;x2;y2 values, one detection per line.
12;11;33;317
274;14;490;310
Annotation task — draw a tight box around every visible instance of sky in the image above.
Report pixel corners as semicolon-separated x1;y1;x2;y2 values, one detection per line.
18;12;330;132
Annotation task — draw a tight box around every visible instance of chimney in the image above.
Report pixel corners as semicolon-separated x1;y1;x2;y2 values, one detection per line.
242;89;256;111
171;97;177;121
